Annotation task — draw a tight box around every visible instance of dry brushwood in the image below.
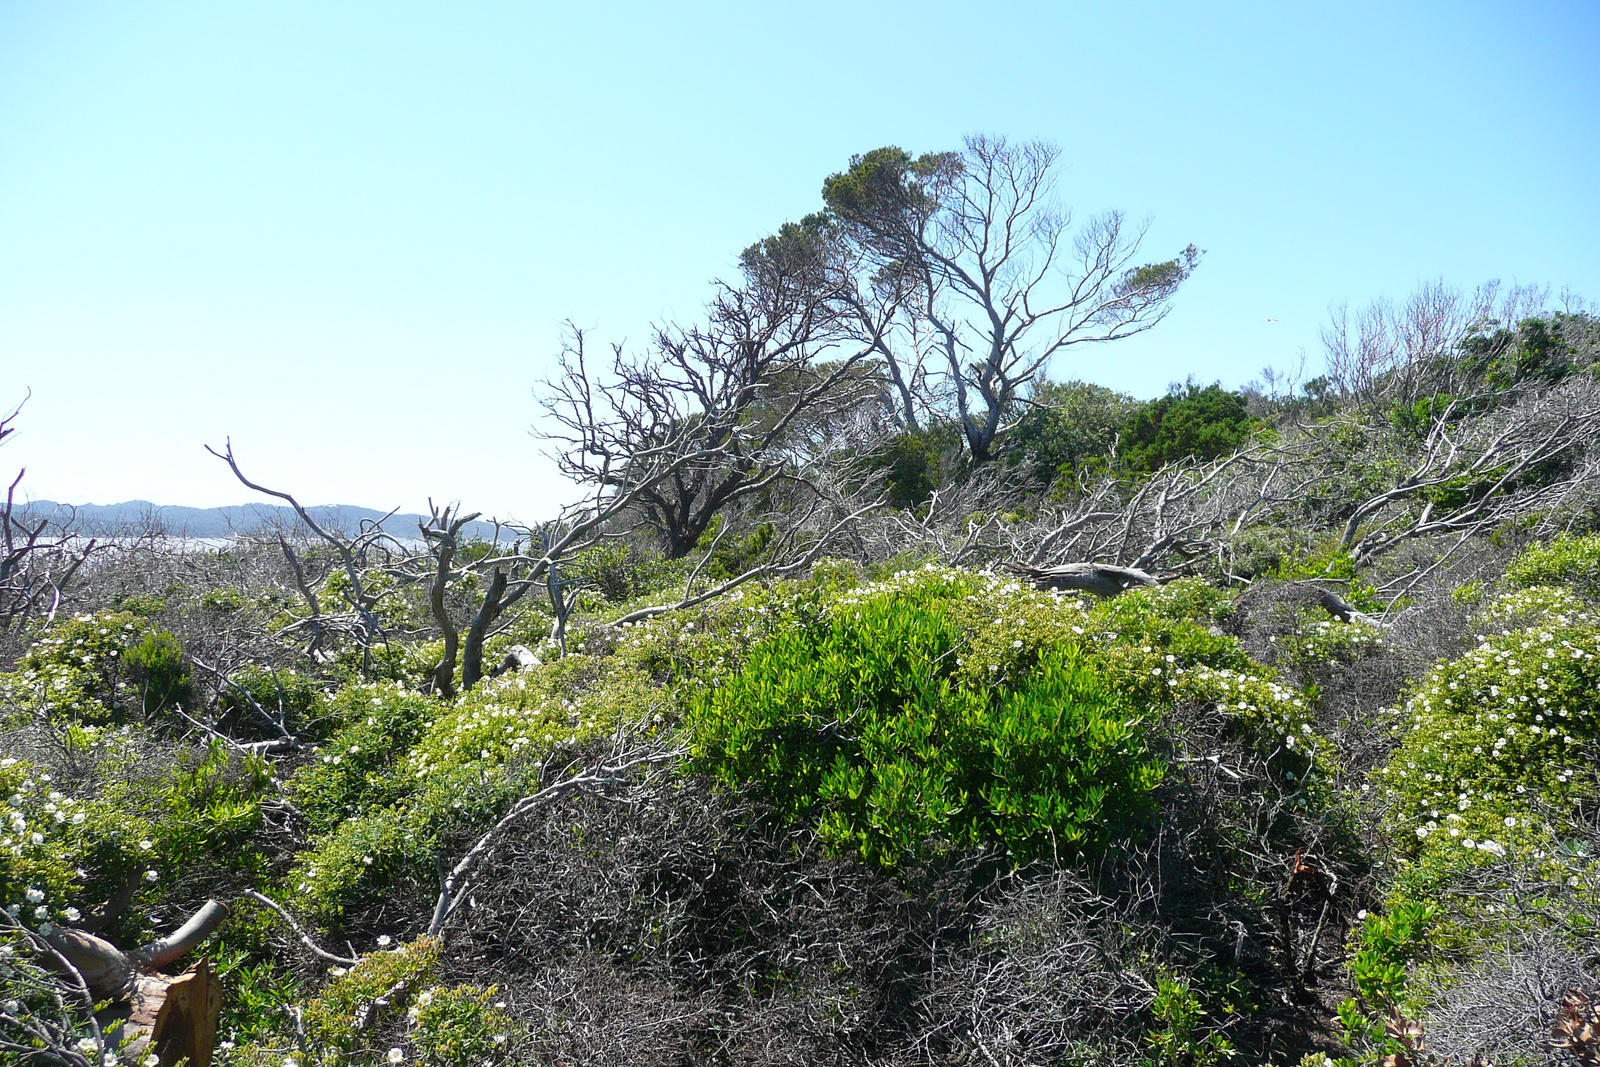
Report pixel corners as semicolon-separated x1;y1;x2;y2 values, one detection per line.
43;900;228;1067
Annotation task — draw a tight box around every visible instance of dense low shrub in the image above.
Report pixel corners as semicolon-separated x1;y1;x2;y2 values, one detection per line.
0;611;192;725
1505;532;1600;599
690;567;1323;868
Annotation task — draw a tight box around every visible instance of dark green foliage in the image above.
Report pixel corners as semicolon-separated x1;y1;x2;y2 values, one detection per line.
1117;382;1256;473
1459;311;1599;390
701;520;776;581
871;424;961;509
567;541;682;603
1007;379;1137;489
217;665;326;741
689;585;1162;867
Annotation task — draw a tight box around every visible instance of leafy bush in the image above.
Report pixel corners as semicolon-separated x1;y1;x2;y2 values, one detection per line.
287;657;665;927
0;611;195;725
865;423;962;509
1118;382;1256;474
229;937;519;1066
1505;533;1600;599
693;592;1161;866
1376;603;1600;871
217;665;327;742
1007;379;1137;489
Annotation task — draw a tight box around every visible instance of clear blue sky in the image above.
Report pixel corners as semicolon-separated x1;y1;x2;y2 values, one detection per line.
2;1;1596;521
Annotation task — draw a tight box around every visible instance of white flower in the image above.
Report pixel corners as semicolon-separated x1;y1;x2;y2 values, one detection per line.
377;934;392;947
388;1050;404;1065
144;869;159;882
24;887;43;903
138;839;153;851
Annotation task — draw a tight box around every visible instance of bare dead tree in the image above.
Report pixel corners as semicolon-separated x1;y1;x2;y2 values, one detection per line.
208;441;400;673
1335;378;1600;564
824;135;1200;462
542;230;880;560
1322;279;1551;411
0;399;99;640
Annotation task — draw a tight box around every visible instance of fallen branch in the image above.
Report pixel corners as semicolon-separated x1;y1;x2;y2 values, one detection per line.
243;890;359;967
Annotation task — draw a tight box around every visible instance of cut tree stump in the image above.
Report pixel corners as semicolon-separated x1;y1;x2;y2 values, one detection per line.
46;900;227;1067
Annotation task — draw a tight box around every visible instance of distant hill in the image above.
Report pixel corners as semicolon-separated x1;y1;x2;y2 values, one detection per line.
15;500;511;542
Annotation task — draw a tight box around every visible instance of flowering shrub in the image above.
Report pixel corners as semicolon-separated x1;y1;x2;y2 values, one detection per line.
1376;606;1600;869
288;656;665;926
0;611;190;725
1505;533;1600;599
1275;615;1386;674
0;753;146;936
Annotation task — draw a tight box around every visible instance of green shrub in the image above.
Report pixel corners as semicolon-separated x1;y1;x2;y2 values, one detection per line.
690;571;1169;866
1505;533;1600;599
291;683;438;834
217;665;327;742
1118;382;1257;474
0;751;148;935
1006;379;1136;490
199;587;250;613
230;937;519;1065
0;611;195;724
1375;605;1600;871
121;627;192;715
288;657;665;926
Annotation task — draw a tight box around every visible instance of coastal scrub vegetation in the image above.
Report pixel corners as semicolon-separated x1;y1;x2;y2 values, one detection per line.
5;138;1600;1066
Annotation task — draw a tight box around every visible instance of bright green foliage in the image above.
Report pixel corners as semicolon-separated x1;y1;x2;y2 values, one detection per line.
200;587;250;613
691;584;1160;866
1506;533;1600;599
1276;615;1386;675
0;752;147;933
1;735;266;946
688;567;1315;868
1347;901;1436;1008
292;683;437;834
405;982;517;1065
217;665;327;742
121;627;192;715
1117;382;1256;474
1139;973;1235;1067
1268;541;1381;612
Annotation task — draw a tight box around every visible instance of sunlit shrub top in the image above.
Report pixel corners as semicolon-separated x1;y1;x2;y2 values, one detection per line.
229;936;519;1066
2;735;267;943
1505;532;1600;599
1377;596;1600;868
